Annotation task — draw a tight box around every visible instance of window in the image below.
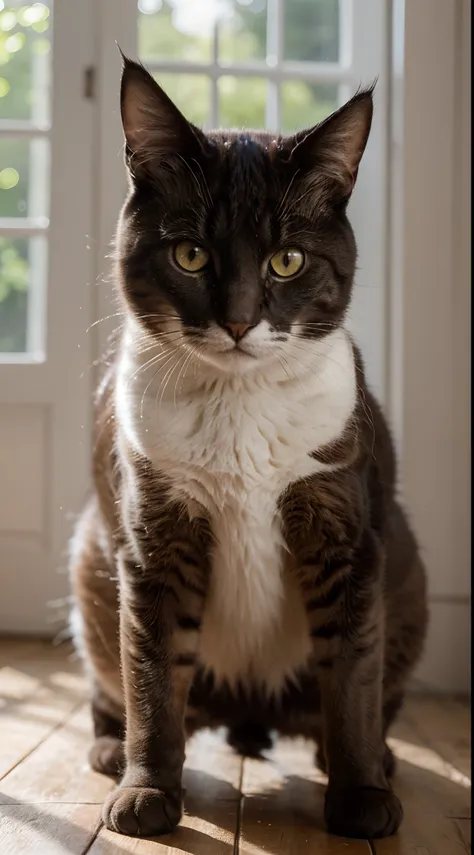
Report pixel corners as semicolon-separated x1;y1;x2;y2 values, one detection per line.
0;1;52;355
137;0;346;131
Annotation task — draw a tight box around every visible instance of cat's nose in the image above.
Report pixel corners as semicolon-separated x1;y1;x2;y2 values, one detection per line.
225;322;255;342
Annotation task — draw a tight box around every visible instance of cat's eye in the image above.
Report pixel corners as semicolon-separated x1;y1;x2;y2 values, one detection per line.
269;249;305;279
173;241;209;273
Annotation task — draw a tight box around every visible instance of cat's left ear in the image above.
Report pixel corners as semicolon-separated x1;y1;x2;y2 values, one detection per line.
284;86;374;199
120;54;206;174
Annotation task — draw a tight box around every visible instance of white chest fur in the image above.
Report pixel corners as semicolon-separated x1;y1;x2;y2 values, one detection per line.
116;325;356;693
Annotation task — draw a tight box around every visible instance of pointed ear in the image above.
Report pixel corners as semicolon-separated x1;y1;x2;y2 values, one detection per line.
286;86;375;198
119;55;205;174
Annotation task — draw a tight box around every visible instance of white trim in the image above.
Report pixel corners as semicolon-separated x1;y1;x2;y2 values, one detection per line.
346;0;390;401
0;0;96;633
339;0;353;69
387;0;404;456
0;121;50;137
264;0;283;129
390;0;457;593
0;217;49;236
94;0;138;361
210;21;219;127
143;59;354;83
388;0;470;691
451;0;471;616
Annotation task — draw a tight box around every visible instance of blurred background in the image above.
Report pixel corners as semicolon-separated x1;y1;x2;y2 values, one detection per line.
0;1;470;693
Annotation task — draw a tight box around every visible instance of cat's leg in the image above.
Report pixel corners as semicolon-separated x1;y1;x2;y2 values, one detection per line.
317;739;396;780
70;500;125;776
103;519;211;838
303;530;403;839
316;729;396;779
90;691;125;776
379;692;405;779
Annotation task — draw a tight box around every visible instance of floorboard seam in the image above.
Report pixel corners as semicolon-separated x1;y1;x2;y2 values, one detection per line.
81;817;104;855
0;698;85;784
233;757;245;855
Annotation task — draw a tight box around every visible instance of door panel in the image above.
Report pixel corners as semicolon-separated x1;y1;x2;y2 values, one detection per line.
0;0;95;631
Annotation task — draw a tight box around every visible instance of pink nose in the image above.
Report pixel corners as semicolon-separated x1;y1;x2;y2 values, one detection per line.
225;322;254;342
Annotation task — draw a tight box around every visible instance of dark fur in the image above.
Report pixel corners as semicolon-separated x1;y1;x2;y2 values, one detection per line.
70;58;428;841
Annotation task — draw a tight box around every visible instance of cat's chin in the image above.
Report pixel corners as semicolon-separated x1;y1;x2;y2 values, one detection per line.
197;345;270;375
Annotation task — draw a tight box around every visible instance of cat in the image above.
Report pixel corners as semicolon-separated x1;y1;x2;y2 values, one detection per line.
70;56;428;840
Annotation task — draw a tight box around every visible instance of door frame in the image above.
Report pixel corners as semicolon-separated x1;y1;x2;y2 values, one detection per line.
388;0;470;691
0;0;96;631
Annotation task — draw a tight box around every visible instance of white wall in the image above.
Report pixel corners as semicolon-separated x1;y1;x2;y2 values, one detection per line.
390;0;471;694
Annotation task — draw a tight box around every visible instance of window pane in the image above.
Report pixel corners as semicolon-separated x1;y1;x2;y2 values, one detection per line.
218;76;266;129
138;0;212;63
0;2;52;124
283;0;339;63
280;81;338;132
218;0;267;64
0;138;50;218
0;235;47;353
154;74;210;127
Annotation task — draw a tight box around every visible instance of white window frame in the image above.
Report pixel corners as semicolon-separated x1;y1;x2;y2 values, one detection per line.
139;0;362;131
0;115;49;359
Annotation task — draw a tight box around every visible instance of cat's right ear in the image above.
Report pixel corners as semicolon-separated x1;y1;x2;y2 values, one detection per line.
120;55;205;175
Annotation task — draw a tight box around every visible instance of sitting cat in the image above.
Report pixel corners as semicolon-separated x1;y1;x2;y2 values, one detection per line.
70;57;427;840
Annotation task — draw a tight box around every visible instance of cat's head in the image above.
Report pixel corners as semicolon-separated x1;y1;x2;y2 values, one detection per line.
117;57;373;373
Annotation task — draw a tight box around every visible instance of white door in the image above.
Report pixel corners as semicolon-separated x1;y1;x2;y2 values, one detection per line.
0;0;391;632
0;0;95;632
97;0;390;398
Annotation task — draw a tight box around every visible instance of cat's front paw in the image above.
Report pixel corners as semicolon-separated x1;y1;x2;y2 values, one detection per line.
324;786;403;839
103;785;182;837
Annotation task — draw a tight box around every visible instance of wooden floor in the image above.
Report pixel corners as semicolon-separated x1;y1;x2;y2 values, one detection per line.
0;640;470;855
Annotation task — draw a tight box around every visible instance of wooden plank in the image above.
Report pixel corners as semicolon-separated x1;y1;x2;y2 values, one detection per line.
0;803;101;855
403;695;471;779
373;713;471;855
0;637;77;665
452;818;471;853
0;680;108;854
88;728;242;855
0;657;86;779
238;737;371;854
90;810;237;855
0;704;113;805
1;640;470;855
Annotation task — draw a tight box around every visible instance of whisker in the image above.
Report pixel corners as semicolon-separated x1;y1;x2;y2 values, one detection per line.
139;345;177;419
191;157;214;210
275;168;300;220
156;351;185;416
173;344;198;408
86;312;126;333
126;345;179;389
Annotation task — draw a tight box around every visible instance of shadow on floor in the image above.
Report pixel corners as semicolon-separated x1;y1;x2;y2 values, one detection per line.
0;748;470;853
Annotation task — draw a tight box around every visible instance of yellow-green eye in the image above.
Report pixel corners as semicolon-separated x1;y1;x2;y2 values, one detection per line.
269;248;305;278
173;241;209;273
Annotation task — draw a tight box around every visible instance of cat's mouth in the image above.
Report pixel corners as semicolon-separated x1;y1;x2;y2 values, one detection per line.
233;341;257;357
194;339;267;374
181;321;276;372
209;342;258;362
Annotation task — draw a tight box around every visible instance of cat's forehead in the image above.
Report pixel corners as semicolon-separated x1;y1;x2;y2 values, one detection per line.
207;129;281;155
203;131;284;231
